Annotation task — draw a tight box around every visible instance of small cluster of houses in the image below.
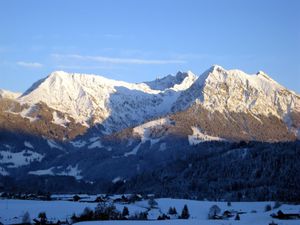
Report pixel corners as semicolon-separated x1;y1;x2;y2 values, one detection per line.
0;192;51;201
209;209;245;220
0;192;151;203
51;193;150;204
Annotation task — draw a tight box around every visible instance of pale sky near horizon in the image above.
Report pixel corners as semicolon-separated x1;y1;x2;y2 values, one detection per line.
0;0;299;93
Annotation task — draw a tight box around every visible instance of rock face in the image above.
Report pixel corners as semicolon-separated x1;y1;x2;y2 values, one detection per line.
0;65;299;182
0;97;87;140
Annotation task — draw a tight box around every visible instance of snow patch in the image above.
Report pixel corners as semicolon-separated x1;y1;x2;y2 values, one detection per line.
159;142;167;151
29;165;82;180
88;140;103;149
47;140;64;151
0;166;9;176
124;118;171;156
52;111;70;127
28;167;55;176
112;176;122;184
19;106;37;122
188;127;225;145
70;140;87;148
58;165;82;180
0;150;44;168
89;137;100;142
24;141;34;149
133;118;170;143
124;143;141;157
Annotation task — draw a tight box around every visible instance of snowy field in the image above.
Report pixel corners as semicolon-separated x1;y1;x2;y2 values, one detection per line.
0;198;299;225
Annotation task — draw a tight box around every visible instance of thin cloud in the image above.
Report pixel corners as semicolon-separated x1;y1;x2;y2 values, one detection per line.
17;61;43;68
103;34;123;39
51;53;186;65
56;65;117;70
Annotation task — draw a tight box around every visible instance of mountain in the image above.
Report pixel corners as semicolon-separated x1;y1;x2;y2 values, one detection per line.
0;65;299;191
19;70;197;131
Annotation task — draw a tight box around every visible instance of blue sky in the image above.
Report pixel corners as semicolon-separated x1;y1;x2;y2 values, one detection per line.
0;0;299;93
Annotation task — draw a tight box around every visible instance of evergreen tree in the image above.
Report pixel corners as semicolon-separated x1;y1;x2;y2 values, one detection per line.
22;211;31;224
208;205;221;219
122;206;129;218
180;204;190;219
168;207;177;215
38;212;47;225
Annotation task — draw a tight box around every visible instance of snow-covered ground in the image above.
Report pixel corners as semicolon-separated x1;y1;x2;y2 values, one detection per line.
76;220;299;225
0;198;299;225
188;126;225;145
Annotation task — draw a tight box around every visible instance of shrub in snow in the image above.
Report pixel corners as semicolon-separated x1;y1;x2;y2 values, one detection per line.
22;211;31;224
80;207;94;221
168;207;177;215
180;204;190;219
129;212;148;220
157;214;170;220
38;212;47;225
94;202;121;220
71;213;78;223
73;195;80;202
208;205;221;219
122;206;129;218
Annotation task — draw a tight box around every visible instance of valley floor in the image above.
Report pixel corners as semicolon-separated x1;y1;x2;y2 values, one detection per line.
0;198;299;225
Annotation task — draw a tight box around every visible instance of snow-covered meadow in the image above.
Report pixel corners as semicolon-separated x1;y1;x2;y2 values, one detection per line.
0;197;299;225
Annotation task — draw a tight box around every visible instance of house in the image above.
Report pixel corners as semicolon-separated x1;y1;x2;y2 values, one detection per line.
113;195;129;204
95;196;106;202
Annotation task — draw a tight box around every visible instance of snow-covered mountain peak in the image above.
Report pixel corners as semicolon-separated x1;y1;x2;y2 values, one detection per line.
143;71;197;91
173;65;299;126
210;64;225;72
193;65;286;95
0;89;21;99
48;70;69;78
255;70;278;83
17;70;197;129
